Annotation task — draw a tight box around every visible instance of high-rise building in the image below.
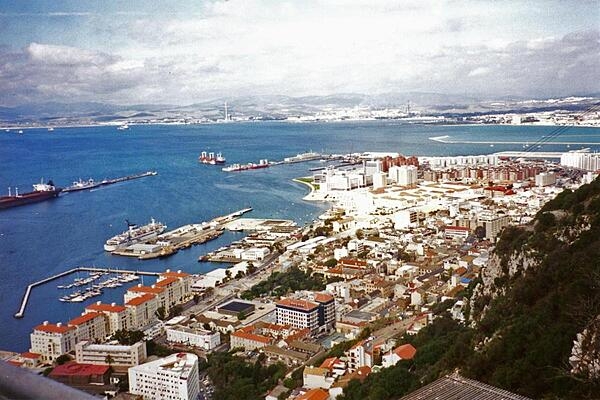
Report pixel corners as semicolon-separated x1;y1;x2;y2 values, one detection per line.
128;353;200;400
276;293;336;333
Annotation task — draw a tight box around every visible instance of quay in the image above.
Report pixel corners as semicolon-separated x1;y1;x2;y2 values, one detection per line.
493;151;563;159
109;208;252;260
14;266;160;319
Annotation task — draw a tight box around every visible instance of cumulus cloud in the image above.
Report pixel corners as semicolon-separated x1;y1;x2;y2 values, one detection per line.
0;0;598;105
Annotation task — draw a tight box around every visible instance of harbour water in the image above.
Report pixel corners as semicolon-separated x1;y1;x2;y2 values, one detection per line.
1;121;599;351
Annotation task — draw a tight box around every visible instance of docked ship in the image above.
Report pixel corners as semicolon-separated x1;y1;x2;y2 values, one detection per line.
283;151;321;163
222;159;270;172
104;218;167;252
63;178;102;193
0;180;62;209
199;151;226;165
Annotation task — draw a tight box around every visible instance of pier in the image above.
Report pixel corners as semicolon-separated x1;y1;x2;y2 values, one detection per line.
109;208;253;260
63;170;157;193
14;266;160;319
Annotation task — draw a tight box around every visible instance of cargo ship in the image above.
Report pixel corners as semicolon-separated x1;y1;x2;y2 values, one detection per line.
199;151;226;165
222;159;270;172
104;218;167;252
0;180;62;209
283;151;321;163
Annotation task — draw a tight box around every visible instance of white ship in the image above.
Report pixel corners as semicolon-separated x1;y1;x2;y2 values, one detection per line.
104;218;166;252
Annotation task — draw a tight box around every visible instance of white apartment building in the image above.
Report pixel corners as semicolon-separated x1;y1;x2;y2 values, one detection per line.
166;324;221;351
535;172;556;187
125;293;158;329
85;302;134;334
560;152;600;171
389;165;418;187
30;322;77;362
128;352;200;400
276;299;320;332
478;212;511;241
75;340;147;367
68;312;107;343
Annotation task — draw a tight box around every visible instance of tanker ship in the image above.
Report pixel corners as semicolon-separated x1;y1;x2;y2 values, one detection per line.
0;180;62;209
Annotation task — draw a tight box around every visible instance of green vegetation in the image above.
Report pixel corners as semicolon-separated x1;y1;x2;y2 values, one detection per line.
111;329;144;345
338;178;600;400
146;339;178;357
240;266;329;299
339;315;473;400
55;354;71;365
206;350;286;400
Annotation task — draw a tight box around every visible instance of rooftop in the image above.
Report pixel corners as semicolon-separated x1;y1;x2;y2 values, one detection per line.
295;388;329;400
125;293;156;306
399;374;532;400
50;362;109;377
128;285;165;294
68;312;103;326
277;298;319;311
155;276;179;287
85;302;126;313
393;343;417;360
34;322;75;334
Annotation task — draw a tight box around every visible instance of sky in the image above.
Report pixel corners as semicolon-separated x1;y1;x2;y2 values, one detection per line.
0;0;598;106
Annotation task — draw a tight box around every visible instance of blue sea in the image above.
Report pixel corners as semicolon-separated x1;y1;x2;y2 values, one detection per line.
1;121;599;352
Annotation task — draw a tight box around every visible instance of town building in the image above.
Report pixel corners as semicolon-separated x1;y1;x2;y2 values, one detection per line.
84;302;133;335
128;352;200;400
29;322;76;362
125;293;158;329
381;343;417;368
67;312;107;344
165;323;221;351
75;340;147;367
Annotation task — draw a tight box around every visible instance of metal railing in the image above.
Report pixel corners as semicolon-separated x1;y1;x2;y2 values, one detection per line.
0;361;99;400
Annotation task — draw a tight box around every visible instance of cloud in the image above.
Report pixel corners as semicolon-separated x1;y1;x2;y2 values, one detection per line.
0;1;598;106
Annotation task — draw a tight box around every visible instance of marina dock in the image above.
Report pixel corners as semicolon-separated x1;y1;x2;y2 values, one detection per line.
14;266;160;319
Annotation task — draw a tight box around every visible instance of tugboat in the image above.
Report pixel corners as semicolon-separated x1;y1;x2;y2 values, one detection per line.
199;151;226;165
0;180;62;209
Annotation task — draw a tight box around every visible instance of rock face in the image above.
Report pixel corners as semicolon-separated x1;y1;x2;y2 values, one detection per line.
570;315;600;380
469;240;538;324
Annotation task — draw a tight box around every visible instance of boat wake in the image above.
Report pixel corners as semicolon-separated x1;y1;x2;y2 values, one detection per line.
429;135;452;143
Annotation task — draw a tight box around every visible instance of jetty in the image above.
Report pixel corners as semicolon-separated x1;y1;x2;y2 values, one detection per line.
14;266;160;319
109;208;253;260
63;170;157;193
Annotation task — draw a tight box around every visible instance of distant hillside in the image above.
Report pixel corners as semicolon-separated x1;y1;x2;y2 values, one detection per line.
1;94;597;125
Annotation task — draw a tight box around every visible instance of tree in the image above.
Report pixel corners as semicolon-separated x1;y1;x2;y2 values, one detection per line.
324;258;338;268
155;306;166;321
193;294;200;304
235;270;245;279
112;329;144;345
475;226;486;239
225;269;232;281
55;354;71;365
247;261;257;274
105;354;114;368
168;305;183;319
355;229;365;239
237;311;247;320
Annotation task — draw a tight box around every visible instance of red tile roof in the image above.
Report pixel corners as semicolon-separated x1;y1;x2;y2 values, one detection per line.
155;276;179;287
68;312;103;326
125;293;156;306
276;298;319;311
319;357;339;370
295;388;329;400
314;293;334;303
394;343;417;360
20;352;41;359
85;303;126;313
128;285;164;294
34;323;75;334
231;330;271;344
50;362;109;377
